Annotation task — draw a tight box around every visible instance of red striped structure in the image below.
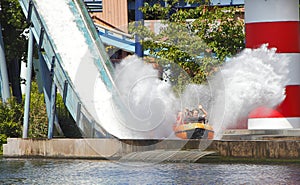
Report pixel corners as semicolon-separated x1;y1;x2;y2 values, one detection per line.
245;0;300;129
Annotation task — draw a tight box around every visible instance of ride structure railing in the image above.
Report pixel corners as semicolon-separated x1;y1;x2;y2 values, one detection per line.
18;0;113;138
84;0;103;12
95;23;135;53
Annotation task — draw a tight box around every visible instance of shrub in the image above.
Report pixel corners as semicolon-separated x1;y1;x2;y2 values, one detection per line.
28;82;48;138
0;97;23;154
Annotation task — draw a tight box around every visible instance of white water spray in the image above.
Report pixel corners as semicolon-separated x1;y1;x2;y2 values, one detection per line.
114;55;178;138
114;45;289;139
208;45;289;139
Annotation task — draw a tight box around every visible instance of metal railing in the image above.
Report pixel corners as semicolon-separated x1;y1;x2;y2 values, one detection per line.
84;0;102;12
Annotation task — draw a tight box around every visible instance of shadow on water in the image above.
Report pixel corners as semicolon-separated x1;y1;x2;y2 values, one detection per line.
0;158;26;184
119;150;216;163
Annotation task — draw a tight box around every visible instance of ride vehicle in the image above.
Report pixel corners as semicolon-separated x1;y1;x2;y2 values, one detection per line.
173;117;214;139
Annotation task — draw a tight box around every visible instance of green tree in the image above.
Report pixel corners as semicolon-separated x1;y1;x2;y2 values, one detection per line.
131;0;244;93
0;81;63;153
0;0;27;62
130;21;221;88
27;82;48;138
0;0;28;101
190;6;244;60
0;97;23;154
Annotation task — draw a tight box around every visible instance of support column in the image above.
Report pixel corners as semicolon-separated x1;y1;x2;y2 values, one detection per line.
246;0;300;129
0;24;11;102
20;58;27;94
39;52;63;137
135;0;144;57
9;58;22;103
48;79;57;139
47;57;57;139
22;26;34;138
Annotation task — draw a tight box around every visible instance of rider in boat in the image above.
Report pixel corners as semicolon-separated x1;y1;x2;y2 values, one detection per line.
176;104;208;125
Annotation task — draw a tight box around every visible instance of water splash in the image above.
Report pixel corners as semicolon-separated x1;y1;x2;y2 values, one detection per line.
208;45;289;139
113;55;178;138
113;45;288;140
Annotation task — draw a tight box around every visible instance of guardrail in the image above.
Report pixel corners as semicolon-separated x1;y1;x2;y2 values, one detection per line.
95;23;136;53
84;0;102;12
18;0;111;138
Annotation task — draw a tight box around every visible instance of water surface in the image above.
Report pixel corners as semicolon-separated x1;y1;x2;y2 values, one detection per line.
1;158;299;185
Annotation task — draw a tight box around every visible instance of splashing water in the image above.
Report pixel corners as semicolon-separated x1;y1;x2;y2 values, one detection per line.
208;45;289;139
113;55;178;138
113;45;288;140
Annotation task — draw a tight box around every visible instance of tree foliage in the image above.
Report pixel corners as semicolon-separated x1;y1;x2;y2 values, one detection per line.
0;82;47;154
0;80;79;153
0;82;49;138
190;6;245;60
140;1;245;60
130;20;220;85
0;97;23;154
0;0;28;62
27;82;48;138
130;0;245;93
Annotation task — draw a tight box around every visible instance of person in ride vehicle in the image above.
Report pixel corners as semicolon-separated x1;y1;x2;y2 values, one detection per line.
176;104;208;125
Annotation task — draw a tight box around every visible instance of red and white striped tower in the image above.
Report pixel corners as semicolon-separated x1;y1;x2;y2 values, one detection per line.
245;0;300;129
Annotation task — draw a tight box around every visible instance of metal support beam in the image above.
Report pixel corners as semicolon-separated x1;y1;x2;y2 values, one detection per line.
135;0;144;57
38;27;44;49
48;57;57;138
22;26;34;138
0;24;11;102
39;52;63;137
21;1;34;95
20;57;27;94
26;0;33;23
47;83;57;138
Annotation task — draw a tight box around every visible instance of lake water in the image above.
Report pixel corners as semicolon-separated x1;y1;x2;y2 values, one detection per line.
1;158;300;185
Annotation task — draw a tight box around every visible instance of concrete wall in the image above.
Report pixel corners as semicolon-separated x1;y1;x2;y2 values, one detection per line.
3;138;122;159
210;140;300;159
3;138;300;159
